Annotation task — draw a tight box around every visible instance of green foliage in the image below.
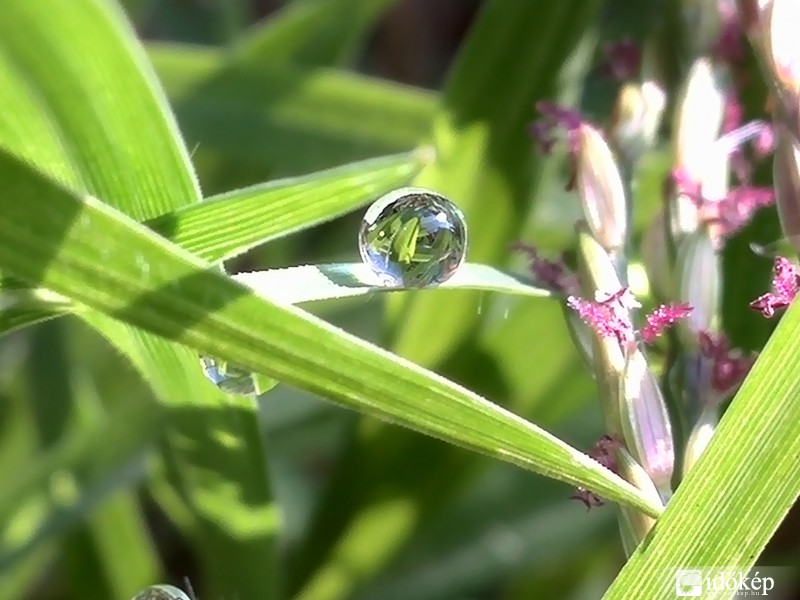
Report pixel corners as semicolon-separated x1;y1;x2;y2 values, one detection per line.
0;1;798;600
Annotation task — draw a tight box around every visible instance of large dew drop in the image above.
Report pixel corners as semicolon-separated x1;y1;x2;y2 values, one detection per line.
358;188;468;287
131;585;191;600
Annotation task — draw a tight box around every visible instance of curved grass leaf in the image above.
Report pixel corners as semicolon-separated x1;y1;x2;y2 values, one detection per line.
602;305;800;599
233;263;552;305
0;150;664;524
0;1;279;597
0;0;199;219
146;151;425;263
0;395;162;550
0;287;70;337
234;0;396;67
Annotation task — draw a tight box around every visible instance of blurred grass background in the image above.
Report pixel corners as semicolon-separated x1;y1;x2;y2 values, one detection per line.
1;0;798;599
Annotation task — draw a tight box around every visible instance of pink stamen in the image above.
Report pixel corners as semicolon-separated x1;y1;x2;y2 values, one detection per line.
750;256;800;318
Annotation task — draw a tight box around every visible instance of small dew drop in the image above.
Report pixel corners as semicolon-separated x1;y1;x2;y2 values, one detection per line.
750;235;800;258
358;188;468;288
199;356;273;398
136;254;151;277
131;585;191;600
200;356;258;397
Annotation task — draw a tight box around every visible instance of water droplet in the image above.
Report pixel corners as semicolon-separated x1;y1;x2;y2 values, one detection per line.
200;356;274;397
358;188;468;287
136;254;151;277
750;235;800;258
131;585;191;600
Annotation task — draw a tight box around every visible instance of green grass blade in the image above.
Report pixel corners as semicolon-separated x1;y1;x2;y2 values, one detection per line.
148;43;436;179
0;150;663;523
234;0;396;67
2;321;161;596
146;151;425;263
233;263;552;305
602;307;800;599
0;394;162;547
78;311;282;600
56;359;160;600
0;0;200;219
0;299;69;338
0;152;422;332
0;2;281;597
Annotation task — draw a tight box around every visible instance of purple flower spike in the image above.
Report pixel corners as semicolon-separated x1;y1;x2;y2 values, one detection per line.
713;5;747;68
699;331;756;397
511;243;580;296
702;186;776;238
530;101;584;156
571;435;621;510
750;256;800;317
599;39;642;81
569;287;691;347
672;164;776;240
567;288;639;347
641;303;694;343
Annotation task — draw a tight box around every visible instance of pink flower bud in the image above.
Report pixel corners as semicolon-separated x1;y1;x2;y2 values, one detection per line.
674;59;729;185
682;405;720;477
763;0;800;137
672;59;730;235
610;82;667;166
576;125;628;253
674;227;722;347
773;124;800;248
620;349;675;496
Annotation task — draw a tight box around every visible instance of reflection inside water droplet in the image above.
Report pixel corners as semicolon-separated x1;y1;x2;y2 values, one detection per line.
131;585;191;600
358;188;468;287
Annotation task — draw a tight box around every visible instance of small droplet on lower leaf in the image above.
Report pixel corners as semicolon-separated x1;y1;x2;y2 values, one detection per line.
200;356;274;397
358;188;468;287
131;585;191;600
750;234;800;258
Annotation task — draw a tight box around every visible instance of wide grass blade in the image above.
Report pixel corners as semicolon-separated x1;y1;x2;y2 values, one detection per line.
0;150;663;523
0;0;200;219
0;1;280;597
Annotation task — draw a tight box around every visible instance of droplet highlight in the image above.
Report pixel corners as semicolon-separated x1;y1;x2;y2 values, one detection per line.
358;188;468;287
131;585;191;600
200;356;273;397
